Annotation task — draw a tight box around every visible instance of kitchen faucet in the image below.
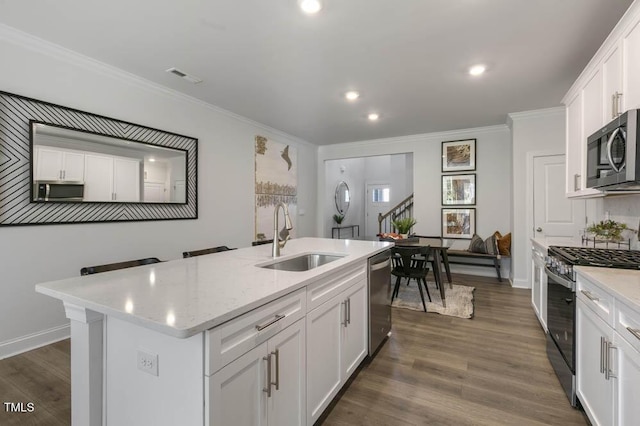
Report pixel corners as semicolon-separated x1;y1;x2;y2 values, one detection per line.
272;202;293;258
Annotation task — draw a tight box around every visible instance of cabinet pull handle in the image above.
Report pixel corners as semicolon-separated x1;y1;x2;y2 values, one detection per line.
263;354;272;397
255;314;285;331
606;341;617;380
580;290;599;302
600;336;605;374
347;298;351;325
612;93;617;119
627;327;640;341
59;170;63;180
342;301;348;327
271;349;280;391
574;174;580;191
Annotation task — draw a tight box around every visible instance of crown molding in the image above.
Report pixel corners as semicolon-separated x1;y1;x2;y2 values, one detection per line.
508;106;565;121
0;24;314;148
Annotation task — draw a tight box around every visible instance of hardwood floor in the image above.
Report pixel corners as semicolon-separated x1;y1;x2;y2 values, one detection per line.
320;274;587;426
0;274;586;425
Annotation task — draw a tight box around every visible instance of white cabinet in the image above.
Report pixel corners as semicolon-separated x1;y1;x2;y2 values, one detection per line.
576;297;614;426
623;19;640;110
306;275;367;425
207;319;305;426
603;42;623;121
530;241;547;331
613;330;640;426
34;146;84;181
84;154;140;202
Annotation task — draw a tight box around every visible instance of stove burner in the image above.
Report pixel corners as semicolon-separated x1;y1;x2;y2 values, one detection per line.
549;246;640;269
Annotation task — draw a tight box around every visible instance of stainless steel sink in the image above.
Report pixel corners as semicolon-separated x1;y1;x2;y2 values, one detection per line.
259;253;345;272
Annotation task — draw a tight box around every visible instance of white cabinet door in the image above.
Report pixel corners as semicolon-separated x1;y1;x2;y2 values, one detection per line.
35;147;63;180
577;298;614;426
209;343;268;426
614;332;640;426
306;293;342;425
603;42;623;121
63;151;85;181
113;158;140;202
623;19;640;110
565;91;583;195
267;319;305;426
84;154;114;201
583;69;604;140
341;279;367;378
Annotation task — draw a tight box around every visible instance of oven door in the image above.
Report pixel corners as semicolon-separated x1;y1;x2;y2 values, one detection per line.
545;267;576;372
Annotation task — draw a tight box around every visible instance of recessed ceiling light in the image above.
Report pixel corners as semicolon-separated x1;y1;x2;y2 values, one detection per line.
345;91;360;101
300;0;322;14
469;64;486;76
368;113;379;121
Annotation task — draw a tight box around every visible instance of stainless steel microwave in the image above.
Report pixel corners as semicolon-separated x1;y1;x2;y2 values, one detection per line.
33;181;84;202
586;109;640;190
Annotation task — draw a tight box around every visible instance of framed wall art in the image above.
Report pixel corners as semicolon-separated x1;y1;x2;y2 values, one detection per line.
442;139;476;172
441;208;475;239
442;174;476;205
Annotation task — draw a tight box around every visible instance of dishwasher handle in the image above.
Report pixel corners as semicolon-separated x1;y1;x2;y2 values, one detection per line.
370;258;391;272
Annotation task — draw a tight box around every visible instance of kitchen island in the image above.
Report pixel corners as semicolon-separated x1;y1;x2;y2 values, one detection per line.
36;237;392;426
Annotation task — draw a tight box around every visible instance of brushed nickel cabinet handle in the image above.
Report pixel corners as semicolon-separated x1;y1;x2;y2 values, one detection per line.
263;354;272;397
627;327;640;341
600;336;605;374
342;301;348;327
574;174;580;191
255;314;285;331
347;298;351;325
271;349;280;391
606;341;617;380
580;290;599;302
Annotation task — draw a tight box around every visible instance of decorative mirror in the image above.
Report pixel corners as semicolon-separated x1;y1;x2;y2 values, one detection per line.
335;181;350;215
0;90;198;226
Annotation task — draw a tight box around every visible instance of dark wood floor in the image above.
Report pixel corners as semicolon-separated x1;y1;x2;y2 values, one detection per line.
0;274;586;425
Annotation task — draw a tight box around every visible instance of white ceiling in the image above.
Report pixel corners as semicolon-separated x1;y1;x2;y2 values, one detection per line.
0;0;634;145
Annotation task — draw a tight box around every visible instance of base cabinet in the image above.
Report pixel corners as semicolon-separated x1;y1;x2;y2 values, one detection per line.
531;243;547;331
306;278;367;425
207;318;305;426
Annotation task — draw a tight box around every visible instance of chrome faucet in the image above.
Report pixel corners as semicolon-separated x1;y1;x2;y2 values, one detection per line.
272;202;293;258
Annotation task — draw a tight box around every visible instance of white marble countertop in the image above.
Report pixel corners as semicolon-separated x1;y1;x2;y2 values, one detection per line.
531;236;587;251
36;238;392;338
575;266;640;311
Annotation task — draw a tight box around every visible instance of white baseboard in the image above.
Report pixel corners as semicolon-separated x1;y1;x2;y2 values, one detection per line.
511;277;530;289
0;324;70;360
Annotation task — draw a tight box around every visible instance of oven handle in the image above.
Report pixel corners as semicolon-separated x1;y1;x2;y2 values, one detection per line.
544;266;575;291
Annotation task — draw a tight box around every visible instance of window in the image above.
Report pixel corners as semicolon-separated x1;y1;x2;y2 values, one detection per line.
372;188;390;203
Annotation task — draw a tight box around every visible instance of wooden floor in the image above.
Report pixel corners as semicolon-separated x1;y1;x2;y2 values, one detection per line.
0;274;587;425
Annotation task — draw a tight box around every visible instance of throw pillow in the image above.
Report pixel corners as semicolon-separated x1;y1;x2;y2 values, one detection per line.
484;233;499;256
498;232;511;256
468;234;486;253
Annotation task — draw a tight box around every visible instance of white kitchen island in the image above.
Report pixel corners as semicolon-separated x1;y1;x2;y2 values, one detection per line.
36;237;392;426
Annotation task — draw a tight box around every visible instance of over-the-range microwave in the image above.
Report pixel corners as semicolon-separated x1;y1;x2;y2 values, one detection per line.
33;181;84;202
586;109;640;191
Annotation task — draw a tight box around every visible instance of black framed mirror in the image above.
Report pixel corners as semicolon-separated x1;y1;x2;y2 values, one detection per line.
335;181;350;215
0;91;198;226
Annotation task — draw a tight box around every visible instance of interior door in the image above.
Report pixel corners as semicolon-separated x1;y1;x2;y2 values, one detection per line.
534;154;585;238
365;183;390;237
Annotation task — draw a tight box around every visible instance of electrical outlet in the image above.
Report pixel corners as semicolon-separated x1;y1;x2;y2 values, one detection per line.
137;350;158;376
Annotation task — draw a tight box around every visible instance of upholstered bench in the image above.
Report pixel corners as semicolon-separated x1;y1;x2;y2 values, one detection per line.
445;249;507;282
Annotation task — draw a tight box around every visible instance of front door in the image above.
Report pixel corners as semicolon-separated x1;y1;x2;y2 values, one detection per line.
533;154;585;238
365;183;390;237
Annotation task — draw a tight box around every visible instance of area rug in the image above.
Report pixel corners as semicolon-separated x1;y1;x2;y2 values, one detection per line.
391;280;475;319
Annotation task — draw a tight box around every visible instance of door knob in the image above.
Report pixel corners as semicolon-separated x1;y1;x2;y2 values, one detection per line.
536;227;542;232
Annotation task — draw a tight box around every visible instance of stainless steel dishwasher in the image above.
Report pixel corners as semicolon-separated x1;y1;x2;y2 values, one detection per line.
368;249;392;355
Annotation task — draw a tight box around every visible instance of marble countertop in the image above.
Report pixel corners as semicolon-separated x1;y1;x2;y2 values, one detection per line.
36;238;392;338
575;266;640;311
531;236;587;251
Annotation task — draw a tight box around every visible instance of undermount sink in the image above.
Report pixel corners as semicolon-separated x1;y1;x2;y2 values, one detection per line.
259;253;346;272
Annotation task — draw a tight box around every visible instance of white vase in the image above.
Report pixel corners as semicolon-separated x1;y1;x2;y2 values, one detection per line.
400;233;408;239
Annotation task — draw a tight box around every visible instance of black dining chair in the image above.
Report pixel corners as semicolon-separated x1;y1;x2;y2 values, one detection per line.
183;246;235;258
391;246;431;312
80;257;162;276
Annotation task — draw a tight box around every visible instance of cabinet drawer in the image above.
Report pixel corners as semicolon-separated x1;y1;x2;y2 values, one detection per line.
577;275;614;325
616;299;640;353
306;264;366;312
205;288;305;375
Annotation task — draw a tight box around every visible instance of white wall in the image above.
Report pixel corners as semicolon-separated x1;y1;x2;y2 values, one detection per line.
0;27;317;357
318;126;512;277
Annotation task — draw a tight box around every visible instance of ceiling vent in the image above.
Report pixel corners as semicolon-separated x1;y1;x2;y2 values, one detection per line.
165;67;203;84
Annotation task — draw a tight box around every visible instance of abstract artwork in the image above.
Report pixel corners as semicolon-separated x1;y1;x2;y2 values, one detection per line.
442;174;476;205
255;135;297;241
441;208;475;239
442;139;476;172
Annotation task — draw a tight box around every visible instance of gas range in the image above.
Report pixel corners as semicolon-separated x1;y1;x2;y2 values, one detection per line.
547;246;640;282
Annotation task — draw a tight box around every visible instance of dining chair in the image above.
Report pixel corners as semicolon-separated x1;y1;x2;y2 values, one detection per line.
391;245;431;312
182;246;235;258
80;257;162;276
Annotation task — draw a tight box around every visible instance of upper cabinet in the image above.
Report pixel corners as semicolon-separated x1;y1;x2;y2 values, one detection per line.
563;2;640;198
34;146;85;182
